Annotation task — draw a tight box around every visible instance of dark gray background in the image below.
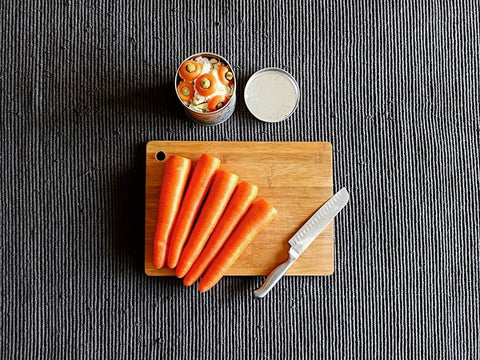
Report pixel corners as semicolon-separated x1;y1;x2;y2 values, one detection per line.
1;1;479;358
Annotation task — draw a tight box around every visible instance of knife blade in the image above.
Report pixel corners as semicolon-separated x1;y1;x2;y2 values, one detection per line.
253;187;349;298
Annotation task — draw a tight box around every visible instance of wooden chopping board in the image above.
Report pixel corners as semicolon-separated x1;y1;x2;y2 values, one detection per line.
145;141;334;276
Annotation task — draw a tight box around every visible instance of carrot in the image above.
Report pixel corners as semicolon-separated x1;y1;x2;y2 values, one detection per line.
217;66;234;86
167;153;221;269
176;169;239;278
152;155;191;269
195;74;217;97
198;199;277;292
207;95;229;111
177;81;194;101
183;181;258;286
179;60;201;81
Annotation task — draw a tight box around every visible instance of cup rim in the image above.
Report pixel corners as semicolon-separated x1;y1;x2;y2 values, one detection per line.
243;67;300;123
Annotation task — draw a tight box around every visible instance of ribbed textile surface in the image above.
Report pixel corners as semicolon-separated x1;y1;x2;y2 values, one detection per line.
1;1;479;358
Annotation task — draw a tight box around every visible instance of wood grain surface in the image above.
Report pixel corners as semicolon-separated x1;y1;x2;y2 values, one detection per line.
145;141;334;276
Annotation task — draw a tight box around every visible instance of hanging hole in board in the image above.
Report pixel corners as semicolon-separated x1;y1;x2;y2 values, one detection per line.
156;151;166;162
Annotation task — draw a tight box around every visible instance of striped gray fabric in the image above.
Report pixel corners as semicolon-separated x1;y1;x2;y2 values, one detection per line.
1;1;479;358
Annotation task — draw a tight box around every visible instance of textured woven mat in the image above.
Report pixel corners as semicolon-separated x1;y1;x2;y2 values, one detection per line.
1;1;479;358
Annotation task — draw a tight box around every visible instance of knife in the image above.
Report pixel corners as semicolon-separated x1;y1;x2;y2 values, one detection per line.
253;187;350;298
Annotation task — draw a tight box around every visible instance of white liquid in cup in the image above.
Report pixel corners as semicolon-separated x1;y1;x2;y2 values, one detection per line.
244;69;299;122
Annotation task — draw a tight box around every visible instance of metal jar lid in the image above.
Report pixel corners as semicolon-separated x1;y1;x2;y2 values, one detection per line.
244;68;300;123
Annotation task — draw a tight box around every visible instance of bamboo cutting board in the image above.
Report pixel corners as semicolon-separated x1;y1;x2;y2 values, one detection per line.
145;141;334;276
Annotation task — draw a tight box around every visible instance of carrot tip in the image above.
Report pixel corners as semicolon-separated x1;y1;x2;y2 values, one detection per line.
175;267;187;279
183;277;194;287
153;258;164;269
198;283;210;293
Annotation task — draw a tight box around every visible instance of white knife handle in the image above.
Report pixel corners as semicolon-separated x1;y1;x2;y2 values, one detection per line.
254;253;296;298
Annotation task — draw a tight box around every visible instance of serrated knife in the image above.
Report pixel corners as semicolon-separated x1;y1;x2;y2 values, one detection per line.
254;187;350;298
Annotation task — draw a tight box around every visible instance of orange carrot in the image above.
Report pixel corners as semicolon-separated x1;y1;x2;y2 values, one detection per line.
207;95;229;112
177;81;194;101
198;199;277;292
167;153;221;268
195;73;217;97
178;60;201;81
176;169;239;278
152;155;191;269
183;181;258;286
217;66;234;86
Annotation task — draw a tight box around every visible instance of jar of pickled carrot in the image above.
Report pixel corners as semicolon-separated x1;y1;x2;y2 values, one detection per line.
175;52;236;126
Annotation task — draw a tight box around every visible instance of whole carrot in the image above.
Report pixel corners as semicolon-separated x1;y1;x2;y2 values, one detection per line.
152;155;191;269
167;154;221;268
176;169;239;278
183;181;258;286
198;199;277;292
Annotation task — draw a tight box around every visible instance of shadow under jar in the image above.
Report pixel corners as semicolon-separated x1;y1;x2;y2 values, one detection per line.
175;52;236;126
